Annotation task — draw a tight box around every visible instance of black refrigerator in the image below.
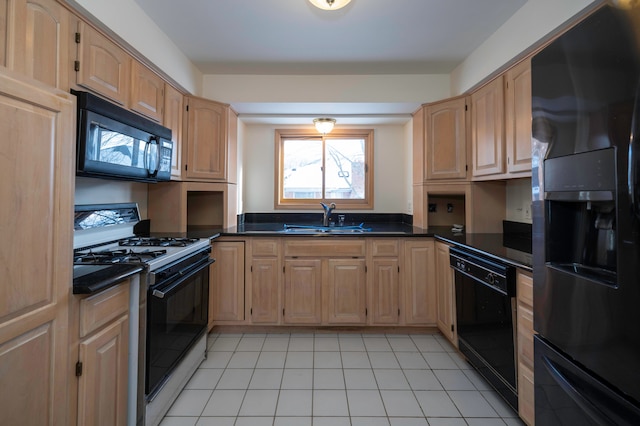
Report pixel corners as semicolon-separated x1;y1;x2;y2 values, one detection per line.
531;2;640;425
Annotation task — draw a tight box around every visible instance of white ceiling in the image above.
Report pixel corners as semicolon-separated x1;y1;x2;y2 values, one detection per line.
132;0;528;122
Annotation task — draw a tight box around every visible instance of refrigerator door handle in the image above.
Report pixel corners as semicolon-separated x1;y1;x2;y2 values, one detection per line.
542;355;613;425
630;80;640;219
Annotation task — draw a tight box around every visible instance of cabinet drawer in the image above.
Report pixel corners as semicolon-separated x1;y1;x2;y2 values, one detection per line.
252;238;280;257
517;270;533;307
79;282;130;338
284;239;365;257
370;239;399;257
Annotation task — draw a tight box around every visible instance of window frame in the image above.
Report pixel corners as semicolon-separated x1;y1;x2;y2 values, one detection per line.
274;128;374;210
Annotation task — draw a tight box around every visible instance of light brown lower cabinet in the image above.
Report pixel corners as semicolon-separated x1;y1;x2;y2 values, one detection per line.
368;239;400;325
210;240;245;327
283;258;323;324
228;237;437;327
517;270;535;426
76;282;130;426
325;258;367;324
435;241;457;345
404;239;437;325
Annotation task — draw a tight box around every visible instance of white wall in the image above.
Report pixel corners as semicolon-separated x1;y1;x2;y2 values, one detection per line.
450;0;598;94
242;123;409;213
75;177;149;218
202;74;450;105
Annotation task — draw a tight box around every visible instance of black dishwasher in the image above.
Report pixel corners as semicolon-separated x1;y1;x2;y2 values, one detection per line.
450;246;518;410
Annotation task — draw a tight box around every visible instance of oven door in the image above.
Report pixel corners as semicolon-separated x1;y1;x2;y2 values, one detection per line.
454;268;518;409
145;256;212;397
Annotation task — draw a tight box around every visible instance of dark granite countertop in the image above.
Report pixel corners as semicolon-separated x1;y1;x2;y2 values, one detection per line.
73;263;145;294
213;222;533;271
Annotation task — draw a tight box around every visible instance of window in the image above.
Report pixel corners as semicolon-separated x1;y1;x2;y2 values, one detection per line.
275;129;374;209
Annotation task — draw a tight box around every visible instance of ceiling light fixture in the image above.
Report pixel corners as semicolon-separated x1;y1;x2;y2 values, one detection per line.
314;118;336;134
308;0;352;11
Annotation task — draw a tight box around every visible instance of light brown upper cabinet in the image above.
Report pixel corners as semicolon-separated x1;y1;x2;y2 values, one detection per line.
163;84;184;180
184;95;237;182
11;0;71;90
471;76;505;177
424;96;468;180
75;21;130;106
0;0;9;68
130;59;164;122
505;58;532;174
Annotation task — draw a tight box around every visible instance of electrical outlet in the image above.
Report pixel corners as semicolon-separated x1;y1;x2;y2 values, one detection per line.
428;203;437;212
524;203;532;220
447;203;454;213
407;202;412;214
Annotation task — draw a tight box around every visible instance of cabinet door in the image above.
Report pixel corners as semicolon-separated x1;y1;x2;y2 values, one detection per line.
0;73;74;425
12;0;70;89
130;59;163;122
77;315;129;426
326;258;366;324
210;241;245;323
435;242;456;344
76;21;130;105
425;97;467;180
0;0;10;68
163;84;183;180
505;58;532;174
283;259;322;324
369;258;399;324
184;96;228;181
251;257;280;324
471;76;505;177
404;239;436;325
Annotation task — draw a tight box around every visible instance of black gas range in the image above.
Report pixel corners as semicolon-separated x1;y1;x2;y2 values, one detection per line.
73;203;213;426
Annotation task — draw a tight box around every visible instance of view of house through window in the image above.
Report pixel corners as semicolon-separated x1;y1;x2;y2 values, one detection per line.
276;129;373;209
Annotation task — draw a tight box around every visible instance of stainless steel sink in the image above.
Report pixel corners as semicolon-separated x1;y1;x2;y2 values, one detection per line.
281;223;371;233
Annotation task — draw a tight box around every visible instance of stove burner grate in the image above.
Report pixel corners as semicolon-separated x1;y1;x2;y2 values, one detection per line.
74;248;168;264
118;237;200;247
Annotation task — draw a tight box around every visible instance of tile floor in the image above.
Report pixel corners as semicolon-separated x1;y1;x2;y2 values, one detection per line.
160;332;525;426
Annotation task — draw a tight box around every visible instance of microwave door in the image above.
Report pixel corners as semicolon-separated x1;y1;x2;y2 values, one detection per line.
145;137;160;178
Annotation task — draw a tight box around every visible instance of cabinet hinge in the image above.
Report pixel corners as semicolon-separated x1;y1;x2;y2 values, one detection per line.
75;361;83;377
365;308;368;316
398;266;400;273
250;265;253;272
283;266;285;273
451;324;455;332
185;164;188;171
465;104;468;111
75;32;81;44
465;164;468;171
398;309;401;316
365;265;367;273
282;309;285;316
74;60;80;72
250;308;253;315
186;104;189;112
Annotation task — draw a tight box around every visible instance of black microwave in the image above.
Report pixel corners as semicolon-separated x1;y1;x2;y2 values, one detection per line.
72;90;173;183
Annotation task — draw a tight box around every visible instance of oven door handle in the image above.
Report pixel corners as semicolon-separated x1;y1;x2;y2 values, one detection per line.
152;258;214;299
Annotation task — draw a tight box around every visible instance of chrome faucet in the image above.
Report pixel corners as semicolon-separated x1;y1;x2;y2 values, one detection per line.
320;202;336;226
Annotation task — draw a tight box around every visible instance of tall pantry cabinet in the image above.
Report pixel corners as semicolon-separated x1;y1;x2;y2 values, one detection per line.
0;70;75;425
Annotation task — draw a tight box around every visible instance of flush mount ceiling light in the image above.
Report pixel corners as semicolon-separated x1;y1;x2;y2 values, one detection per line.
308;0;352;11
314;118;336;134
